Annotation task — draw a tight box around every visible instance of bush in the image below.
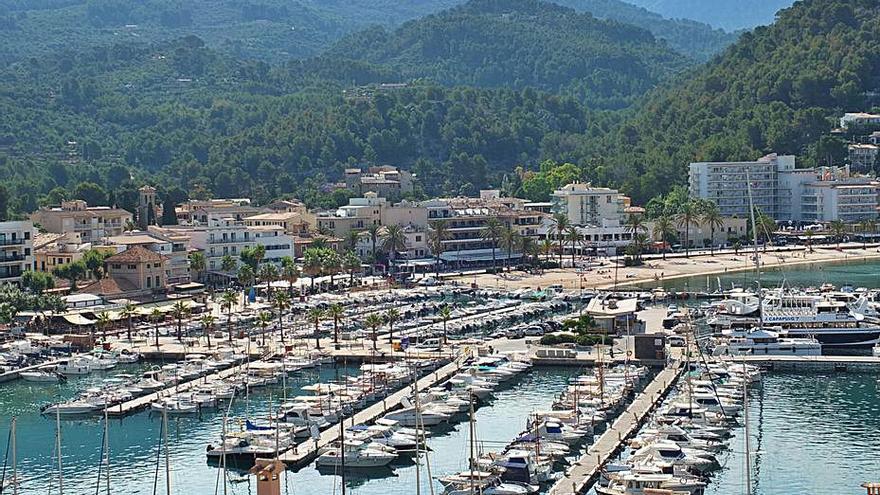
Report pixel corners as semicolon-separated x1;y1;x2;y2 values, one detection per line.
539;332;605;346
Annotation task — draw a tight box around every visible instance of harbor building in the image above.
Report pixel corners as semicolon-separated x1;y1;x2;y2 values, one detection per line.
343;166;415;200
32;232;89;274
800;178;880;223
688;154;868;222
106;230;191;285
175;198;261;225
316;193;385;238
0;220;35;285
31;200;132;243
551;182;626;227
79;245;167;298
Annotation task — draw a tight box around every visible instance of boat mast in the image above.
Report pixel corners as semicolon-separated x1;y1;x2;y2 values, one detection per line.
163;407;171;495
742;357;752;495
104;407;111;494
413;367;421;495
10;416;17;495
339;396;346;495
56;406;63;495
468;392;476;495
745;169;764;330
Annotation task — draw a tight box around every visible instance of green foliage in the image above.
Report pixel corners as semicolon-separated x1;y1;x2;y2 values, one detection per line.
328;0;691;109
539;332;605;346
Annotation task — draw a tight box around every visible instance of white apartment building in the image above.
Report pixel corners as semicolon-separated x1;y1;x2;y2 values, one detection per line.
31;200;132;243
551;183;625;227
176;218;256;273
0;221;35;285
107;230;191;285
316;193;385;237
251;225;294;264
840;112;880;130
848;144;879;172
800;179;880;223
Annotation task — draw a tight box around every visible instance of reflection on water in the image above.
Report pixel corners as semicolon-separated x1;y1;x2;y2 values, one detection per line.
709;372;880;495
1;365;581;495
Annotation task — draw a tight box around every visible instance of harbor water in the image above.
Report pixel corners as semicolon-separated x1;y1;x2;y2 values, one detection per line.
0;364;581;494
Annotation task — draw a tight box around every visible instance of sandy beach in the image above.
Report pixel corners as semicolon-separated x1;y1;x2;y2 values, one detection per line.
450;243;880;291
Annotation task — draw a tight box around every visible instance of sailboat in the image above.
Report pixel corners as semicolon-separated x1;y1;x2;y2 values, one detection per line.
1;417;19;494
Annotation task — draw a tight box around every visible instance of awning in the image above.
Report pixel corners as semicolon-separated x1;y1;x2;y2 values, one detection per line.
440;249;522;262
63;314;97;326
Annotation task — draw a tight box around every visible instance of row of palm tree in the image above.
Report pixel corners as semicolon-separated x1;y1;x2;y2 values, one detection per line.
648;201;725;258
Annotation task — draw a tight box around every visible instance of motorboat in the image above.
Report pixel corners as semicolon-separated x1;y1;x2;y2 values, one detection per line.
41;400;99;416
382;404;450;427
596;471;706;495
440;471;532;495
151;397;199;414
315;440;397;468
206;422;296;461
56;357;92;375
20;370;63;383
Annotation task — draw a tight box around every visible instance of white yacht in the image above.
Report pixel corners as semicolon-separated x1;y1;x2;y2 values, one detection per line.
20;370;62;382
56;357;92;375
712;328;822;356
315;440;397;468
41;400;100;415
596;471;706;495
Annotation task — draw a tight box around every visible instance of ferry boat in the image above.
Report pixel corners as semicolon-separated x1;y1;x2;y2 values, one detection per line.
710;291;880;348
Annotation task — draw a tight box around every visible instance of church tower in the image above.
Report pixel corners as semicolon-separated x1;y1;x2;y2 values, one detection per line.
137;185;157;229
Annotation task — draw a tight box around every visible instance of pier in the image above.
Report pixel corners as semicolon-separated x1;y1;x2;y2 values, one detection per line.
105;357;252;417
727;354;880;372
548;360;685;495
0;358;62;383
278;355;467;468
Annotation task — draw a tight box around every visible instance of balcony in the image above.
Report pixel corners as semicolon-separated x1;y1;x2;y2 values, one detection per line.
208;237;252;245
0;254;26;263
0;238;24;247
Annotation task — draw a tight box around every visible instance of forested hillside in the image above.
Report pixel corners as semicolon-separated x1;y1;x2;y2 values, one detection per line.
578;0;880;202
623;0;794;31
0;0;739;69
326;0;691;108
554;0;737;61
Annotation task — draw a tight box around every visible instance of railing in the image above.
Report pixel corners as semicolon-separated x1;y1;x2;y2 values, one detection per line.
0;254;26;262
0;238;24;246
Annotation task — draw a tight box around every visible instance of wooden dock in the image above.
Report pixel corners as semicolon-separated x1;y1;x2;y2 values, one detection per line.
548;360;684;495
727;354;880;372
105;358;249;417
278;356;467;468
0;358;63;383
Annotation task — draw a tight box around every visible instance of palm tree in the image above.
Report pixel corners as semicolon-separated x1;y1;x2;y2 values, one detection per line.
188;251;206;282
829;220;847;249
438;305;452;347
520;236;539;271
428;220;450;277
366;224;382;263
342;251;361;285
310;237;329;250
96;311;112;342
237;264;255;305
307;308;325;349
565;225;579;266
327;304;345;347
382;225;408;273
150;308;163;350
221;290;238;343
701;204;724;255
652;215;676;260
500;223;521;273
627;233;649;264
257;311;272;346
803;230;814;253
220;254;237;273
302;247;325;292
272;291;291;344
280;256;299;296
625;213;648;261
258;263;279;297
480;217;504;273
200;314;216;349
364;313;383;351
323;250;342;288
676;201;699;257
859;219;876;249
539;238;554;268
344;230;361;252
170;300;190;342
120;302;137;341
551;213;570;264
385;308;400;344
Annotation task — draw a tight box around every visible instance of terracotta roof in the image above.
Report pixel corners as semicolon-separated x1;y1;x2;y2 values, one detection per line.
106;245;166;264
78;277;139;296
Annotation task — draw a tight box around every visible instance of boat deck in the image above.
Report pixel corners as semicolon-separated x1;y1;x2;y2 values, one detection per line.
278;356;466;468
0;358;63;383
548;360;684;495
105;357;250;417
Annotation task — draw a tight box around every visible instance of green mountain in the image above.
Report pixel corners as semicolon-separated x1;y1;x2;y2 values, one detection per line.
578;0;880;203
553;0;737;61
0;0;463;65
0;0;737;69
623;0;794;31
325;0;692;109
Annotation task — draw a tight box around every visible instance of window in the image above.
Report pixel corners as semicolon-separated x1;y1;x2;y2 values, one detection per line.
113;264;121;269
128;264;136;269
155;275;160;287
146;277;151;288
23;232;29;240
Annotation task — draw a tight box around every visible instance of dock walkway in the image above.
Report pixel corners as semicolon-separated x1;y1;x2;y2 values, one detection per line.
727;354;880;372
106;358;251;417
0;358;63;384
279;356;466;468
548;360;684;495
